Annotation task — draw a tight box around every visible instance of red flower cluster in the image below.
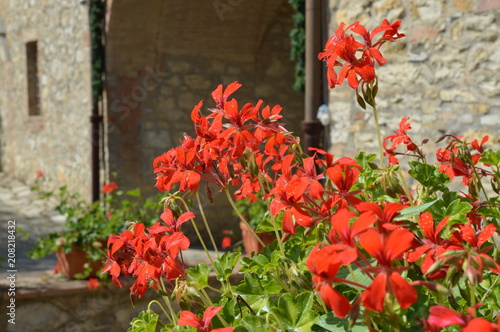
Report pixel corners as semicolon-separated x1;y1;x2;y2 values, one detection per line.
319;20;405;89
102;181;119;194
307;203;418;316
153;82;296;199
436;135;489;186
383;117;421;165
101;214;190;299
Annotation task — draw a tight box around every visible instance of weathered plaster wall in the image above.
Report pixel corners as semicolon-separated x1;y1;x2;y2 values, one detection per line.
0;0;92;198
325;0;500;158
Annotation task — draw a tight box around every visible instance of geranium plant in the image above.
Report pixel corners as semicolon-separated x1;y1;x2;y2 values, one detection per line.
29;181;162;280
103;20;500;331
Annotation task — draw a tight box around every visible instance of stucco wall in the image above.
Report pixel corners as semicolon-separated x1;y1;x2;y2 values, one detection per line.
325;0;500;158
0;0;92;198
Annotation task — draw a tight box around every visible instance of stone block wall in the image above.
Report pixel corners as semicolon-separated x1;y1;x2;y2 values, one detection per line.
0;0;92;199
325;0;500;158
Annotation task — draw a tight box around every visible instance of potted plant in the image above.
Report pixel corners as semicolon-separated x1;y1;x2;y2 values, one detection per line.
29;182;162;280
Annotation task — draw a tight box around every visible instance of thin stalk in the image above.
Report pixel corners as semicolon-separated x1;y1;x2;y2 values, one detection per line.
160;279;178;324
148;299;173;325
469;281;476;315
224;188;266;247
481;275;500;303
371;103;384;166
347;263;360;287
195;192;220;256
166;195;215;265
271;215;286;257
397;170;414;206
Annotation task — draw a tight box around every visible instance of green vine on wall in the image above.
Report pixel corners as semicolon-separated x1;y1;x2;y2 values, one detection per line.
289;0;305;91
89;0;106;104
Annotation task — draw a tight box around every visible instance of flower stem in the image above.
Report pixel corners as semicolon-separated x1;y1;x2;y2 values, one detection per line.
195;191;220;256
148;299;173;325
372;103;384;166
224;188;266;248
159;279;178;324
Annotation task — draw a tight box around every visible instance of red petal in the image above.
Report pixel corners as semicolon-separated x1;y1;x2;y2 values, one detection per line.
347;67;359;89
359;228;383;259
178;311;203;328
319;283;351;318
203;306;224;327
477;224;497;248
463;318;497;332
385;229;414;261
361;273;387;312
419;212;435;239
389;272;418;309
428;306;466;328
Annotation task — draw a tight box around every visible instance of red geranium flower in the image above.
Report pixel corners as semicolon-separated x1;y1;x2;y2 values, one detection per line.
359;228;418;312
102;181;119;194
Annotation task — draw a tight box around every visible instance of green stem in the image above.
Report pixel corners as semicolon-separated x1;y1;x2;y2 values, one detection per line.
372;103;384;167
397;170;415;206
469;281;476;314
481;275;500;303
159;279;178;324
224;188;266;248
271;214;286;257
195;192;220;256
148;299;173;325
165;195;215;265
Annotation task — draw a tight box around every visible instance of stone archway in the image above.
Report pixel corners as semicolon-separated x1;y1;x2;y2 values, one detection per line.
105;0;304;240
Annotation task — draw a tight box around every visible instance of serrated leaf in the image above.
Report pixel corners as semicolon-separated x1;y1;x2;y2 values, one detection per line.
187;263;211;289
271;292;319;331
394;199;439;221
127;310;159;332
214;252;241;282
445;199;472;221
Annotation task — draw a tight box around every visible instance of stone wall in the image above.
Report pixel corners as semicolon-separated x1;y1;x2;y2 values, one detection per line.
325;0;500;158
0;0;92;199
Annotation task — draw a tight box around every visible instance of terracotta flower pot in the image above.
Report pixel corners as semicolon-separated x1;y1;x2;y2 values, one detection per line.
56;244;103;279
239;221;275;256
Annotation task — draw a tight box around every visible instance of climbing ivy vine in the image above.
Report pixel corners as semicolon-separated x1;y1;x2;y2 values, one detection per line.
289;0;305;91
89;0;106;104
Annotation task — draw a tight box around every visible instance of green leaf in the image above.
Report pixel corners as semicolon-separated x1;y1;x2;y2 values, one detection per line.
126;188;141;197
235;273;266;295
187;264;211;289
445;199;472;222
271;292;319;331
408;161;450;193
394;199;439;221
235;315;268;332
127;310;159;332
213;252;241;282
313;312;366;332
480;149;500;166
